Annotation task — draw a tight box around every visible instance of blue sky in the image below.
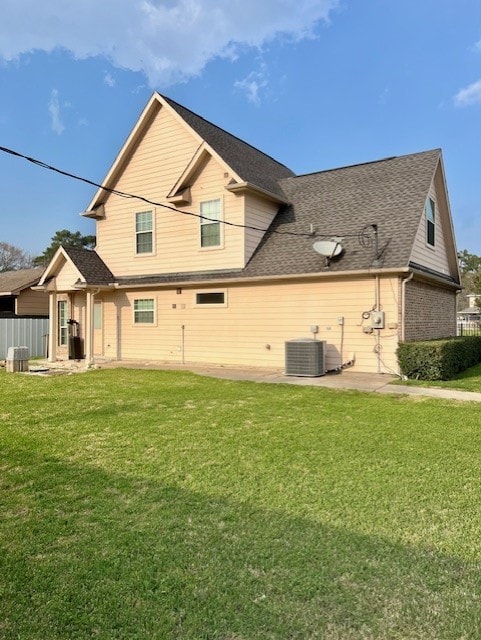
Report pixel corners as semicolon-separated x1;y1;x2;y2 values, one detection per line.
1;0;481;257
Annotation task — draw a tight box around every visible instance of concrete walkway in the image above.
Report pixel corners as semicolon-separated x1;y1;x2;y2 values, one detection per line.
29;358;481;402
95;359;481;403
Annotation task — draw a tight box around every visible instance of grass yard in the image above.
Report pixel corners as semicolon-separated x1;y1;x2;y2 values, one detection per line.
1;368;481;639
397;362;481;392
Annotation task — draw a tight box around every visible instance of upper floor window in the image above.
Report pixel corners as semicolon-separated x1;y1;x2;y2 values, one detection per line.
425;197;435;247
200;199;221;248
136;211;154;254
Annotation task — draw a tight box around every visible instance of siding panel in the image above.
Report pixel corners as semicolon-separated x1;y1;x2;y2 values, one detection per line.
104;276;401;374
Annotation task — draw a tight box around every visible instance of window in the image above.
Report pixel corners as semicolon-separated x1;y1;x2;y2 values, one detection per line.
133;298;155;324
200;199;221;248
195;291;226;306
58;300;68;346
426;197;435;247
136;211;153;254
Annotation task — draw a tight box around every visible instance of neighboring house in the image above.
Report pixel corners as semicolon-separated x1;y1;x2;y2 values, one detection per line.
0;267;48;316
35;93;461;374
0;267;49;360
457;294;481;327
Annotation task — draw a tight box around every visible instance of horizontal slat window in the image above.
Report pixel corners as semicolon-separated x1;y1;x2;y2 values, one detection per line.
133;298;155;324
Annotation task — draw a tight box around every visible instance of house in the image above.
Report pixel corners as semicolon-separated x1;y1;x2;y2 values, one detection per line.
0;267;47;316
35;93;461;374
457;294;481;330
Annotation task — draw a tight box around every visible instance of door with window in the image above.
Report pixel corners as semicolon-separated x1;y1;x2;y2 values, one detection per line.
93;301;103;356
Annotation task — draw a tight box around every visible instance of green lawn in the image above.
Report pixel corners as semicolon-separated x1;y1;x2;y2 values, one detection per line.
1;368;481;639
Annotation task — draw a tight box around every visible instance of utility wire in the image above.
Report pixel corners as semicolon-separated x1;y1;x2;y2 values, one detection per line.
0;144;363;240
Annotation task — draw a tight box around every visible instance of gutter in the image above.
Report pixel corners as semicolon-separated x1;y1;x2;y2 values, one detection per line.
112;267;412;291
224;181;290;204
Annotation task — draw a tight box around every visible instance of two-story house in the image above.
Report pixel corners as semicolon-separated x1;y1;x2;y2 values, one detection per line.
36;93;460;374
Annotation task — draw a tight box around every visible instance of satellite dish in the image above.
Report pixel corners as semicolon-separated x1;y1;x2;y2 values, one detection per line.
313;240;343;258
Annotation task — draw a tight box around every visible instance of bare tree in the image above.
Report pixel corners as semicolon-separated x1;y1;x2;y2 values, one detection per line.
0;242;34;272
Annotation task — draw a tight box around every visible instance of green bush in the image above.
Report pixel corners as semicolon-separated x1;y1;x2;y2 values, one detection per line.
397;336;481;380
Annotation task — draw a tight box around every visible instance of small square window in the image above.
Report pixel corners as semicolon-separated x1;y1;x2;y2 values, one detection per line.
200;199;221;248
133;298;155;324
426;198;435;247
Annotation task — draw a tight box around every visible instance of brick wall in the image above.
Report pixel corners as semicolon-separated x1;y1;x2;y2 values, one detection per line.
404;279;457;341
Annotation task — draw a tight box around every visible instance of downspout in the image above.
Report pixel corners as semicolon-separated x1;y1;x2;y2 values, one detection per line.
374;275;381;373
401;272;414;342
85;287;100;364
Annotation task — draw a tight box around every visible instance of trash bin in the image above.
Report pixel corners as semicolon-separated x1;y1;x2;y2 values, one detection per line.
6;346;29;373
69;336;84;360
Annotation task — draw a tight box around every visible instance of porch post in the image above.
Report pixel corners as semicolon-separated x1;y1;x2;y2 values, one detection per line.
85;289;94;364
48;291;57;363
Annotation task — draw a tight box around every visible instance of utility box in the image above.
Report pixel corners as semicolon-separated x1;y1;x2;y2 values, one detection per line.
6;346;29;373
285;339;326;377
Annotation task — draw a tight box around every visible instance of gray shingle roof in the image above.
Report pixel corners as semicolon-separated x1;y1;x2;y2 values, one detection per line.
0;267;45;294
115;149;454;287
63;247;115;285
244;149;443;276
162;95;295;199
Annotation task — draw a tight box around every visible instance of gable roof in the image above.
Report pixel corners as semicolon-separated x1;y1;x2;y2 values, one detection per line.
161;95;295;199
38;247;115;288
0;267;45;295
62;247;115;286
86;92;295;213
115;149;460;288
244;149;448;277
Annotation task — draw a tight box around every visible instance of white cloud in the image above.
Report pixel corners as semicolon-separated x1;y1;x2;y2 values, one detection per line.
454;79;481;107
48;89;65;134
0;0;338;87
234;67;269;104
104;72;115;87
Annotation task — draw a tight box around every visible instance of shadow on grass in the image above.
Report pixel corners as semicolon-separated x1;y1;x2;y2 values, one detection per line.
2;446;481;640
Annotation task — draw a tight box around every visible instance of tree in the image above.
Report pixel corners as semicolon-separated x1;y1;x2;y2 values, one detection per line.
458;249;481;274
457;249;481;310
0;242;33;272
33;229;96;267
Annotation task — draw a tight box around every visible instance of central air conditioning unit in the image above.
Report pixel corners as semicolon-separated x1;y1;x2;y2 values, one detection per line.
285;339;326;377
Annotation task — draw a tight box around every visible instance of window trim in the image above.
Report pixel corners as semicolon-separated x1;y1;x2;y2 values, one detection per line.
135;210;155;256
425;197;435;248
199;198;223;250
58;300;68;346
194;290;228;308
132;298;157;326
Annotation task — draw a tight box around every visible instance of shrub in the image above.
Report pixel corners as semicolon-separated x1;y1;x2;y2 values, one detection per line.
397;336;481;380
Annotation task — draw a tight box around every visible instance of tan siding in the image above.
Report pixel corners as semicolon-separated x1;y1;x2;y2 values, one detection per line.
54;259;83;291
244;194;279;263
104;276;401;374
15;289;49;315
95;106;245;275
410;168;453;277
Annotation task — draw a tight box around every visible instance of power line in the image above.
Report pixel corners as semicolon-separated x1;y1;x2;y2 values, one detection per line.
0;144;362;240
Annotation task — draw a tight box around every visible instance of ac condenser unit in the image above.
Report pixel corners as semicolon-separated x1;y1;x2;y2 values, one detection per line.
285;339;326;377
